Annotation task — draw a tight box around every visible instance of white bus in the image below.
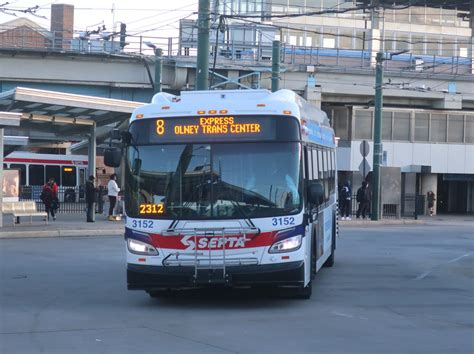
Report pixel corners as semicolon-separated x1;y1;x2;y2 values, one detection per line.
105;89;338;299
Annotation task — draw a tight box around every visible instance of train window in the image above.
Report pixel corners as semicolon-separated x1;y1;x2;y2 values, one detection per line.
46;165;61;185
29;165;45;185
62;166;77;187
10;164;26;185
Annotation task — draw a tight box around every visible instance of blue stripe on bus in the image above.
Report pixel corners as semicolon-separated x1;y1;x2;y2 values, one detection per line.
304;121;335;147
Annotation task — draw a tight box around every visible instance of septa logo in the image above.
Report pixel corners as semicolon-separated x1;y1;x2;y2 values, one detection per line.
181;235;250;251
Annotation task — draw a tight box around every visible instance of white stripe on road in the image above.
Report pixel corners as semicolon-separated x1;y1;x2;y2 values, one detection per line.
415;251;474;280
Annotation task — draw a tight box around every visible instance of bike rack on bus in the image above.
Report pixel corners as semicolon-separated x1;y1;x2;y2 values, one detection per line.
161;225;260;284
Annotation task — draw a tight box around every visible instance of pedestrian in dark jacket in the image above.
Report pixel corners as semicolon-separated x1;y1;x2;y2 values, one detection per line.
85;175;97;222
339;181;352;220
41;182;55;221
356;181;371;219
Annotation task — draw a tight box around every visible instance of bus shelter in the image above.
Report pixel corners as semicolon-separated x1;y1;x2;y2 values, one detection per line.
0;87;143;227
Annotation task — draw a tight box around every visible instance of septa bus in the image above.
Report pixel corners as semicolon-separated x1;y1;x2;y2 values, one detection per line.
105;89;338;299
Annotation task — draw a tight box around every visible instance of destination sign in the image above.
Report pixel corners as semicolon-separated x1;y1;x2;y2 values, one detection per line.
157;116;264;137
130;115;300;144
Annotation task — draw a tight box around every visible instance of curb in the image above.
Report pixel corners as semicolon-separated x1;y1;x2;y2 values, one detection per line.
339;219;425;227
0;228;124;239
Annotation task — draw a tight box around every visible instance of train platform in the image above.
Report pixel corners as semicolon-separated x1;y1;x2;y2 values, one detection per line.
0;213;124;238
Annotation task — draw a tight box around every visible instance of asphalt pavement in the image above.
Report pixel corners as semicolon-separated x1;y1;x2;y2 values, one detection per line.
0;221;473;354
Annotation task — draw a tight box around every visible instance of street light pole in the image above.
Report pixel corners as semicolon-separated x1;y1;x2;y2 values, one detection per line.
371;51;383;221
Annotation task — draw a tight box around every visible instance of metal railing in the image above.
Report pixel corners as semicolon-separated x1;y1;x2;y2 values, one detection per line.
1;27;471;76
340;193;425;219
18;185;112;214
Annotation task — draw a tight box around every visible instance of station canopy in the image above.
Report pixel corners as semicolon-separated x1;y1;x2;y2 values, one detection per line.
0;87;143;143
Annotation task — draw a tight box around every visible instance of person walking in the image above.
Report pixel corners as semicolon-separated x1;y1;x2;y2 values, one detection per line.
356;181;371;219
85;175;97;222
427;191;436;216
41;181;55;221
107;174;120;220
339;181;352;220
48;177;59;219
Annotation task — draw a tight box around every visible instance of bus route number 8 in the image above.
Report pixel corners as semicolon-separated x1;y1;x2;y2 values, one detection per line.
156;119;165;135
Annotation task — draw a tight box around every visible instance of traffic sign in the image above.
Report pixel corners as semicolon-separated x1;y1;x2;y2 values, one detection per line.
360;140;370;157
359;159;371;178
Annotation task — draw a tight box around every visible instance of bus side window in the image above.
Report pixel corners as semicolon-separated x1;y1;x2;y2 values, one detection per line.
10;164;27;185
317;149;323;180
62;166;77;187
305;147;313;181
46;165;61;186
313;148;319;181
29;165;45;186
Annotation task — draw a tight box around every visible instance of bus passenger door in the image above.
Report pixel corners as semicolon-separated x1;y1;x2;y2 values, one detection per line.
79;167;86;201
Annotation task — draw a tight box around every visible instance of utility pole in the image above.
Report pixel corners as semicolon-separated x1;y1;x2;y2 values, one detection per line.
196;0;210;91
271;40;281;92
154;48;163;94
371;51;383;221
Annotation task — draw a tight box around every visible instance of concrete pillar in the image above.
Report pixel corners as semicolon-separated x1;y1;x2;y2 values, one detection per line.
88;124;97;220
303;84;322;109
0;129;3;228
421;173;437;215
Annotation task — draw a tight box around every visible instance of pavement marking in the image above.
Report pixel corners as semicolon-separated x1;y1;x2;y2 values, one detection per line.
415;251;474;280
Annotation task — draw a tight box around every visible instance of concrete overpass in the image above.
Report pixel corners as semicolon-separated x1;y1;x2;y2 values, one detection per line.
1;48;473;111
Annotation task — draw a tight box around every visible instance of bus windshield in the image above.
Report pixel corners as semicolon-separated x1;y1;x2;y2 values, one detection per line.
125;142;302;219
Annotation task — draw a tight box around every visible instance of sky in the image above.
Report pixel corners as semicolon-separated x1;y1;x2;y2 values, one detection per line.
0;0;199;45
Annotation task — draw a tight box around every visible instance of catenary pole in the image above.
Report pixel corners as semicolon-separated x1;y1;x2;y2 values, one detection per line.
271;40;281;92
196;0;210;90
371;51;383;221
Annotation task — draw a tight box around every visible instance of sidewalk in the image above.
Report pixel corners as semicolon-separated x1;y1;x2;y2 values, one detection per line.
0;213;124;239
339;214;474;227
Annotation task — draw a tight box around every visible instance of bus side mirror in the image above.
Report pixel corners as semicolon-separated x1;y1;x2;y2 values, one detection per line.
308;182;324;205
104;147;122;167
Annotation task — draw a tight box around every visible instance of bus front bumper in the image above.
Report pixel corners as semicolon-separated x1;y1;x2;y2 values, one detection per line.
127;261;304;290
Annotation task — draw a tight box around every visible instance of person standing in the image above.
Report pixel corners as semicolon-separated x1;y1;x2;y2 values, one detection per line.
427;191;436;216
356;181;371;219
107;174;120;220
41;181;55;221
85;175;97;222
48;177;59;219
339;181;352;220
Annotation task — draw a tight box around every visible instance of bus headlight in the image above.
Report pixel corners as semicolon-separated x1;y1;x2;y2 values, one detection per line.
127;239;158;256
269;235;302;253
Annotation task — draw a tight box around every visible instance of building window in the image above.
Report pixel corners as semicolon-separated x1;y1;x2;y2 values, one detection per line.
447;115;464;143
393;111;411;141
430;113;447;142
466;115;474;143
414;113;429;142
354;110;373;140
382;111;393;140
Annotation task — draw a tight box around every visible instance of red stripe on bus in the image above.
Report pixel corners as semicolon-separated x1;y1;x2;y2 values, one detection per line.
149;231;275;250
4;158;88;165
